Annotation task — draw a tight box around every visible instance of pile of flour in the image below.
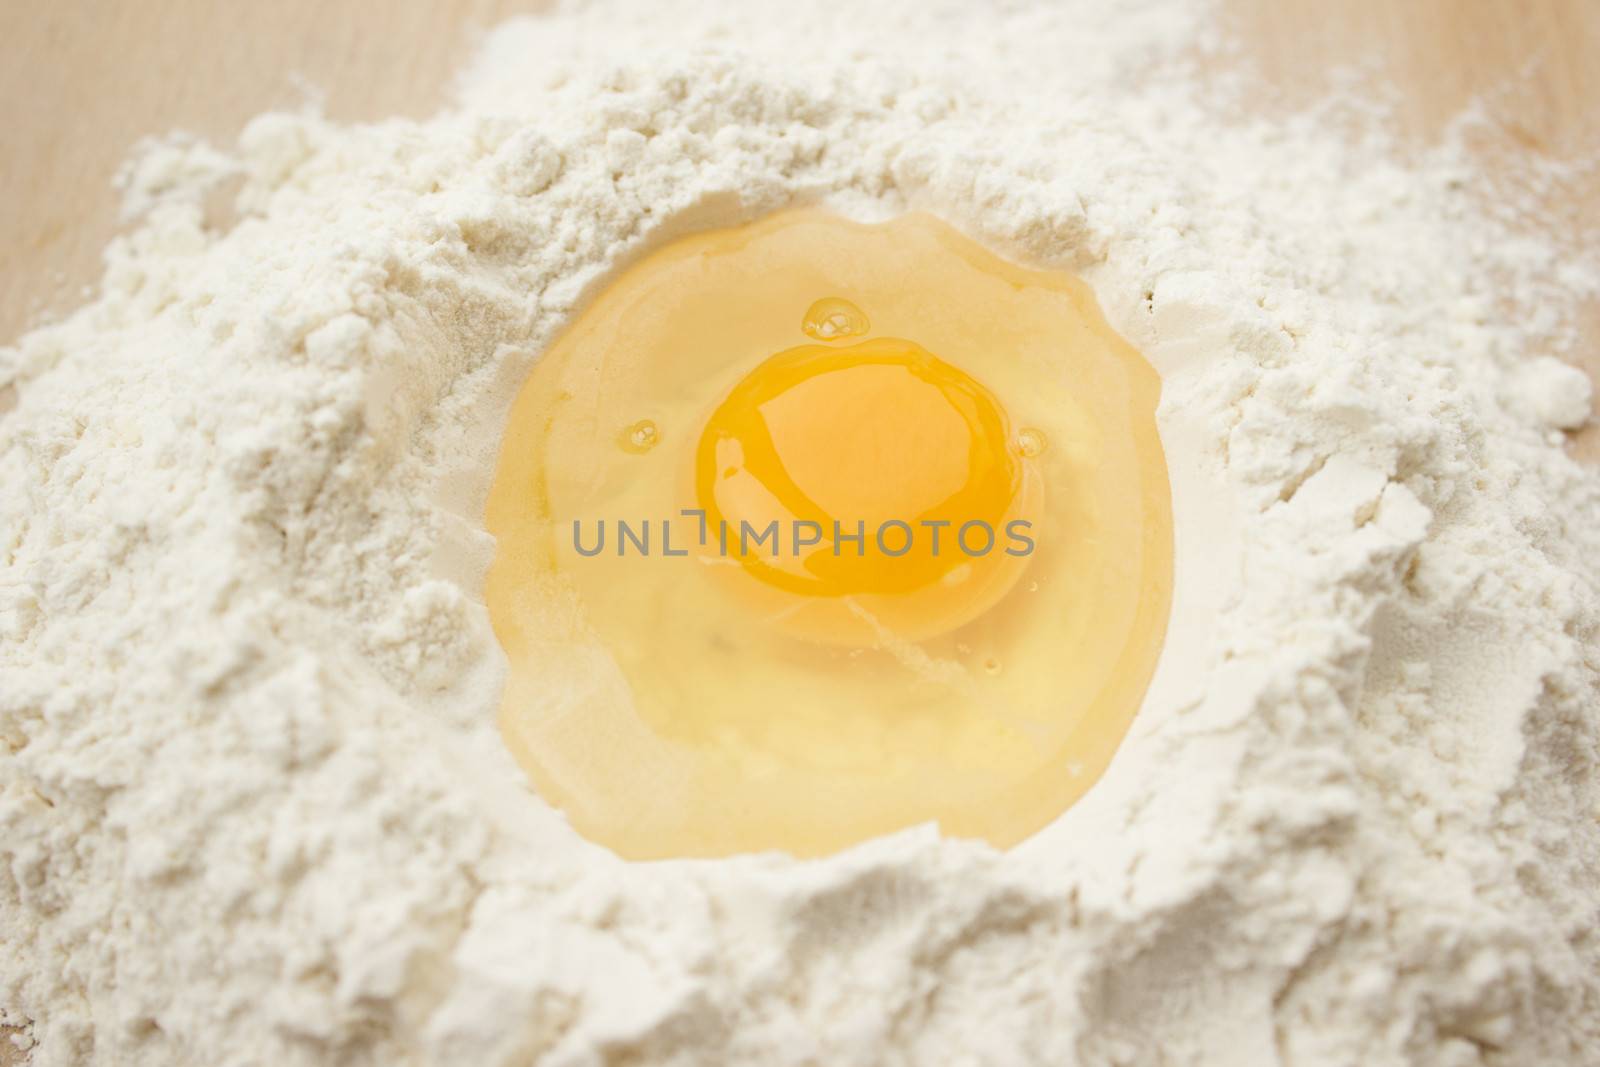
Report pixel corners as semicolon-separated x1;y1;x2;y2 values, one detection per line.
4;1;1599;1064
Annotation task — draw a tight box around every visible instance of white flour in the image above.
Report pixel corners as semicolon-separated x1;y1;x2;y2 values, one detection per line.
4;1;1600;1064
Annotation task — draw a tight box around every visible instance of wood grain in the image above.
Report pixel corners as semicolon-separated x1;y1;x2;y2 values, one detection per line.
2;3;1595;455
1222;0;1600;460
0;3;1596;1062
0;0;544;341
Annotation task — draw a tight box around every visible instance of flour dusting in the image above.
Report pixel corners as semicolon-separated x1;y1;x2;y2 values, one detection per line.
3;2;1599;1065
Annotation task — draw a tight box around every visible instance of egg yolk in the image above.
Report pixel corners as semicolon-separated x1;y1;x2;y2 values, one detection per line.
695;337;1036;644
484;209;1173;860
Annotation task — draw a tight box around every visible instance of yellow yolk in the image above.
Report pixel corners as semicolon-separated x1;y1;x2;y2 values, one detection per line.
695;337;1036;643
485;210;1174;860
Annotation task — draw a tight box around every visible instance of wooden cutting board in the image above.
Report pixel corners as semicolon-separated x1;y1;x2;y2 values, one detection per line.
1;1;1596;453
0;2;1596;1063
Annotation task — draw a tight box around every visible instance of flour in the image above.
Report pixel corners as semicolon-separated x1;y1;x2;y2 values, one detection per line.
4;1;1600;1064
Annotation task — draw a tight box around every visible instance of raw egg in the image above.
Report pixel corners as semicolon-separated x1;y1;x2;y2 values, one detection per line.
486;210;1173;859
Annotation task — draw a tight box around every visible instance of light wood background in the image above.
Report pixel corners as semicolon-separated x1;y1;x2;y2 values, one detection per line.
1;1;1597;1061
2;1;1597;451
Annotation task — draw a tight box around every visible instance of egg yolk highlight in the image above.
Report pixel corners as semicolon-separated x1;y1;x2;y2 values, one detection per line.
695;337;1036;644
485;209;1173;860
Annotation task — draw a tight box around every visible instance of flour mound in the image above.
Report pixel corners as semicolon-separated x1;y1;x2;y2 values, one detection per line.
4;2;1600;1065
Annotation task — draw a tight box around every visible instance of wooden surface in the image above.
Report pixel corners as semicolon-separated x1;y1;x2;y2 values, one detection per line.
0;2;1597;1061
2;0;1595;452
1;2;1596;452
